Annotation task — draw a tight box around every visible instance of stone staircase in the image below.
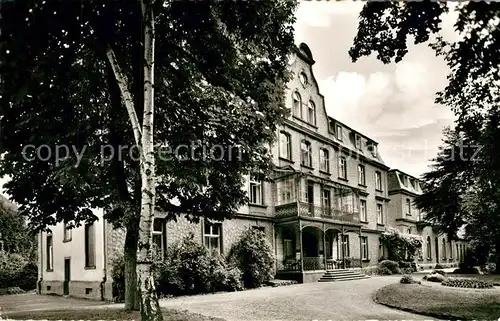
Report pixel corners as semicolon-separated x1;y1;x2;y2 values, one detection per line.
318;269;370;282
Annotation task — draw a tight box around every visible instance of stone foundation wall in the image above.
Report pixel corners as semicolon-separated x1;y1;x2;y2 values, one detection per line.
39;280;103;300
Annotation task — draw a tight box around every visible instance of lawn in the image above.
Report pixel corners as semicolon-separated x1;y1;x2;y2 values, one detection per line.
3;308;225;321
375;283;500;320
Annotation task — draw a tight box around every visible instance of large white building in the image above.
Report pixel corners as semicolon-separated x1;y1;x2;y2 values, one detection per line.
37;43;466;300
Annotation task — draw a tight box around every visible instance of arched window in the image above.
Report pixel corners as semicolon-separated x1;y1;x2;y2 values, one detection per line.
307;100;316;125
292;91;301;118
299;72;308;86
279;131;291;160
426;236;431;260
300;140;312;167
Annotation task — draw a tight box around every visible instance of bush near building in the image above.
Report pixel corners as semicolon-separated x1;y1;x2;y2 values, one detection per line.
227;228;274;288
0;252;37;291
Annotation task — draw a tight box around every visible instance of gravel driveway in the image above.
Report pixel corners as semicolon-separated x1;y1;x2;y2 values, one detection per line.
160;276;438;321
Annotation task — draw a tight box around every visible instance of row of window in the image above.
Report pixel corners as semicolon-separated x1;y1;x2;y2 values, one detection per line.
280;133;384;190
421;236;466;260
292;92;316;125
46;222;95;271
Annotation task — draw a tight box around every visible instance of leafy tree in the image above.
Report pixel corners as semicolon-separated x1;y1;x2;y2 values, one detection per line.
0;195;35;259
351;1;500;273
0;0;297;318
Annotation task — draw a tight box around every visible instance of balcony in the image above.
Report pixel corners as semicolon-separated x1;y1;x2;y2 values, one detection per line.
275;202;360;224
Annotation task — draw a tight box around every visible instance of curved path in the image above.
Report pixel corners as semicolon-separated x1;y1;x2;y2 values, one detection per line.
159;276;438;321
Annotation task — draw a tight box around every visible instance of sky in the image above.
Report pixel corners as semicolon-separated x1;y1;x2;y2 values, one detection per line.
294;1;458;178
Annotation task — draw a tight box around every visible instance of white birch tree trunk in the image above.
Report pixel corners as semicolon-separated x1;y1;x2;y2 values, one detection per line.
137;0;162;320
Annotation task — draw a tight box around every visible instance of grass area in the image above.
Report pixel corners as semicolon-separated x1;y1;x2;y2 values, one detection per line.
3;308;225;321
375;283;500;320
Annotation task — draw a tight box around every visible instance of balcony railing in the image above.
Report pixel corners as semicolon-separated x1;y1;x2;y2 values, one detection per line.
275;202;360;224
276;257;363;272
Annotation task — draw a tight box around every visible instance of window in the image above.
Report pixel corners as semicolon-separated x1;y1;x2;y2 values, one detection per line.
402;175;408;187
277;176;295;205
357;164;366;185
355;134;361;149
46;233;53;271
449;241;453;259
322;189;331;209
360;199;367;222
418;247;423;260
249;178;263;205
338;156;347;179
375;171;382;190
152;218;166;260
307;100;316;125
361;236;368;260
300;140;312;167
279;131;291;160
378;238;386;259
319;148;329;172
299;72;308;86
456;244;459;260
336;124;343;141
442;239;447;260
284;239;293;259
204;221;222;253
292;91;301;118
406;198;411;216
426;236;432;259
85;222;96;268
407;228;412;234
376;203;383;224
368;143;377;157
341;235;349;257
63;222;72;242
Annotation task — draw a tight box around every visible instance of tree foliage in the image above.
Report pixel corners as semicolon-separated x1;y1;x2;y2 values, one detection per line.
351;1;500;272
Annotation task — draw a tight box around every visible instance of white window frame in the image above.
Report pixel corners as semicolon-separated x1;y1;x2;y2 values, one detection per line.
338;156;347;179
204;221;222;253
249;178;263;205
301;140;312;167
279;131;291;160
358;164;365;185
307;100;316;125
46;233;53;271
63;222;72;242
292;91;301;118
277;176;295;205
361;236;368;260
376;203;383;224
355;134;361;150
336;124;343;141
360;199;367;222
152;218;166;260
342;235;349;257
375;171;382;190
319;148;329;172
322;188;331;209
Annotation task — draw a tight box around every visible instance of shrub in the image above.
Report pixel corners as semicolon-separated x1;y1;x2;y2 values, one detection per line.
434;264;444;269
110;256;125;302
361;266;379;276
422;273;446;283
0;252;29;289
228;228;274;288
208;252;243;292
454;264;481;274
16;262;38;291
433;269;446;276
400;274;420;284
480;263;496;274
377;266;393;275
379;260;401;274
442;278;494;289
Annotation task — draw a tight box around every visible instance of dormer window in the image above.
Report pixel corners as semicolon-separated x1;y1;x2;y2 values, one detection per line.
355;134;361;150
402;175;408;187
299;72;308;86
329;120;335;134
368;142;377;157
336;124;343;141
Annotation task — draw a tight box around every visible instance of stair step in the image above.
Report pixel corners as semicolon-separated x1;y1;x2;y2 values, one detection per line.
319;275;369;282
324;271;358;275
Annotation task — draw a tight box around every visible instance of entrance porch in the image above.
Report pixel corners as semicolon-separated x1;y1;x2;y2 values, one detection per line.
275;219;366;282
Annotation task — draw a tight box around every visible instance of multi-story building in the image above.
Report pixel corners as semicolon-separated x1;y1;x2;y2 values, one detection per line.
36;43;464;300
387;169;467;268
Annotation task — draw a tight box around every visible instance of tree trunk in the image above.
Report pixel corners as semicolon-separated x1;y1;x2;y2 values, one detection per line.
136;1;162;320
124;220;140;311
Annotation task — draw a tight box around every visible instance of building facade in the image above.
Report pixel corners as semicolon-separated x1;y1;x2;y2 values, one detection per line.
387;169;467;269
36;43;465;300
